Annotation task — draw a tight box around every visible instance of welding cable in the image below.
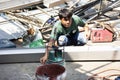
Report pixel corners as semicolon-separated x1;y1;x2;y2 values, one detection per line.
87;69;120;80
105;74;120;79
23;74;33;80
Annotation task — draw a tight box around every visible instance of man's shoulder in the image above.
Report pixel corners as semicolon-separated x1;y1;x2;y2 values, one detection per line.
72;15;85;26
53;20;62;29
72;15;81;23
54;20;61;26
72;15;80;19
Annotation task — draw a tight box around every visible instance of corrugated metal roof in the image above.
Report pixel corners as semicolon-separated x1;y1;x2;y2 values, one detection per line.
0;14;27;40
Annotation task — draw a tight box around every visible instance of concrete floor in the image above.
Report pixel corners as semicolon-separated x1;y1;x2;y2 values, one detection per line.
0;61;120;80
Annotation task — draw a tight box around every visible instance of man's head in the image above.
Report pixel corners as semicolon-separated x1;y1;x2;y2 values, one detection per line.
58;8;73;28
27;28;35;35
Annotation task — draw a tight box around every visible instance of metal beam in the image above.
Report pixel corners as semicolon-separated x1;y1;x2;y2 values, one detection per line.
1;41;120;63
0;48;45;63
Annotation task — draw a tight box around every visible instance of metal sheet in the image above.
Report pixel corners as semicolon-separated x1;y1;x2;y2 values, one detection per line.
0;15;27;40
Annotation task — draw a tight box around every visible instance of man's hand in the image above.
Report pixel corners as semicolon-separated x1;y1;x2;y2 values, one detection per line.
40;55;48;64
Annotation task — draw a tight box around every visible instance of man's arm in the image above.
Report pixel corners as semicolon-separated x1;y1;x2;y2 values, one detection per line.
40;39;55;64
78;23;90;39
84;23;90;39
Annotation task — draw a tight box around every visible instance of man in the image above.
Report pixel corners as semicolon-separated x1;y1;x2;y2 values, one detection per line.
40;8;90;64
22;27;43;48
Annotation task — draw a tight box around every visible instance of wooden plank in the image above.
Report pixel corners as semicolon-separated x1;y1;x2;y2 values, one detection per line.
0;0;42;12
43;0;65;8
0;0;10;3
43;0;71;8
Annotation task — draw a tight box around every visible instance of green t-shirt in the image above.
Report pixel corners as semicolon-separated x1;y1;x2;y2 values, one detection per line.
50;15;85;40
